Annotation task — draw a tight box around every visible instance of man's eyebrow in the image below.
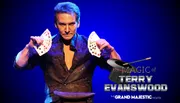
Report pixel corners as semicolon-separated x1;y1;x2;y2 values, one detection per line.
58;22;66;25
58;21;76;25
68;22;76;25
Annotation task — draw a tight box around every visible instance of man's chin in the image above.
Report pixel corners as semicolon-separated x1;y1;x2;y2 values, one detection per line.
62;36;73;40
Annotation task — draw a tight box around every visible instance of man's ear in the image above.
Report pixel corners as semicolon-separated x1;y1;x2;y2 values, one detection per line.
54;23;57;28
77;21;80;28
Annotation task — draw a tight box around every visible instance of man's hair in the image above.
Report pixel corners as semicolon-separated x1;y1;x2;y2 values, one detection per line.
54;2;80;23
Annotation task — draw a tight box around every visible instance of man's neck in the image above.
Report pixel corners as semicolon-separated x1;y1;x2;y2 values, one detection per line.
62;39;71;46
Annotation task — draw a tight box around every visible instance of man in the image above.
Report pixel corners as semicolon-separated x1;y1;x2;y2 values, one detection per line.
14;2;120;103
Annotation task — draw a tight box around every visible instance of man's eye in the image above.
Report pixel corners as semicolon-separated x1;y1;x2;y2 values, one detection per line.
69;23;75;26
59;23;66;26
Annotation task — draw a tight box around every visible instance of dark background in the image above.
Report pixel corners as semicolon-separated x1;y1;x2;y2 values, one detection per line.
0;0;179;103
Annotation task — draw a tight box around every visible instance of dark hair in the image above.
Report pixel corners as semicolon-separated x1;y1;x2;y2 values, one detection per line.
54;2;80;23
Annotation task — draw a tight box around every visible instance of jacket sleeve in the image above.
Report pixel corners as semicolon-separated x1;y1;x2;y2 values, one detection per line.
96;49;113;72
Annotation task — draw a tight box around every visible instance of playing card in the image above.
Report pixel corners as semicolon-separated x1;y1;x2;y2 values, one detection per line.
88;31;100;42
34;29;52;56
88;31;101;58
88;42;101;57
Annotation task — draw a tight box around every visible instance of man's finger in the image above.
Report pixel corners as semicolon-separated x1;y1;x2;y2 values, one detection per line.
30;36;37;45
96;40;104;47
30;36;43;45
100;43;108;50
30;36;37;40
37;38;44;45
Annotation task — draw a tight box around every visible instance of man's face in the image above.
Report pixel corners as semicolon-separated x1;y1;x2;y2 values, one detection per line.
55;13;79;40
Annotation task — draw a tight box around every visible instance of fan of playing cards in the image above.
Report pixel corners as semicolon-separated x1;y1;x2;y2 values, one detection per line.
88;31;101;58
34;29;52;56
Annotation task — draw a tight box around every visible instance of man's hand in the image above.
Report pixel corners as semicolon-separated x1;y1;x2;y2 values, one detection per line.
15;36;44;68
96;39;114;52
27;36;44;48
96;39;121;60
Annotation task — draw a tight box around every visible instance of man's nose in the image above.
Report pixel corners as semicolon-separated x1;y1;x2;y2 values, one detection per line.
65;25;70;34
